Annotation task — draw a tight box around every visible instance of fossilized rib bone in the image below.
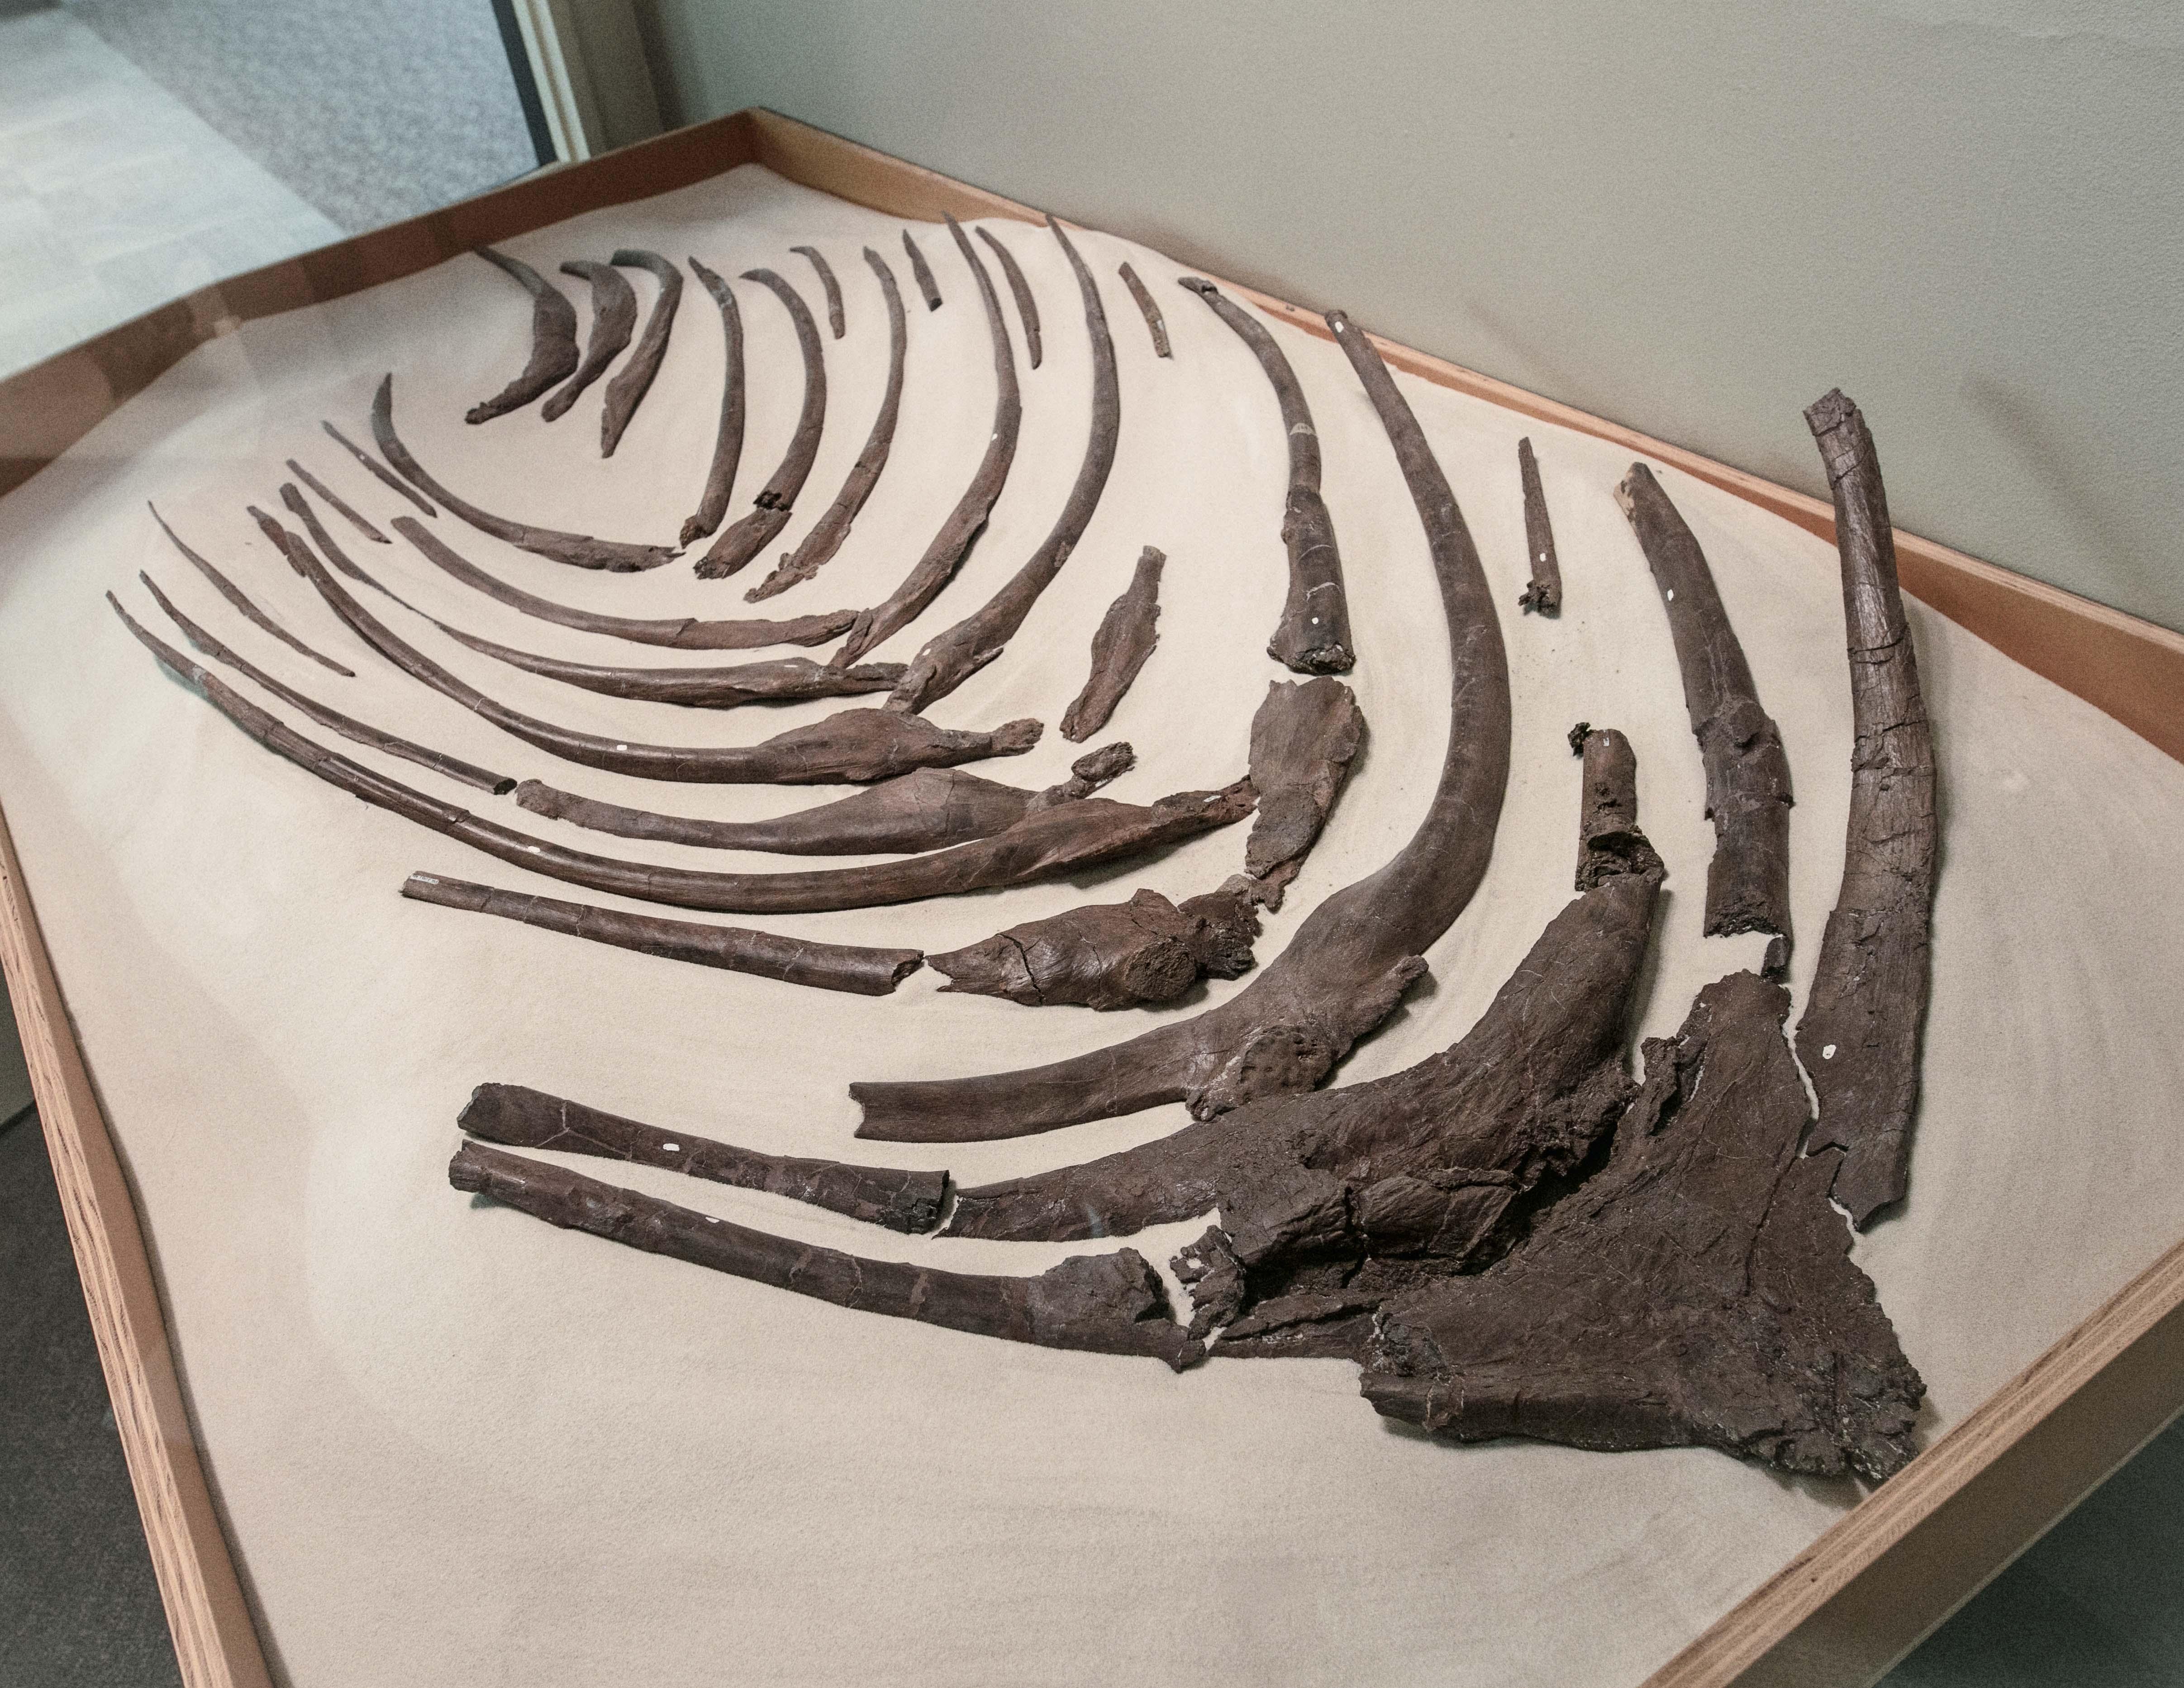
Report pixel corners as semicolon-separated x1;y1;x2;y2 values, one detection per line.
679;258;747;545
901;229;942;309
1364;969;1924;1481
1060;545;1163;742
884;217;1118;715
1178;277;1353;673
1574;725;1651;890
1117;262;1171;358
833;218;1022;665
515;742;1135;855
852;310;1508;1142
322;420;434;517
599;250;680;457
1795;389;1937;1230
931;881;1262;1010
1242;676;1364;905
374;376;679;572
465;247;579;424
696;268;825;579
1515;438;1561;615
401;873;922;995
1617;462;1793;940
285;460;387;544
147;504;354;678
790;246;846;338
746;248;908;602
977;225;1041;368
420;624;903;710
541;259;636;423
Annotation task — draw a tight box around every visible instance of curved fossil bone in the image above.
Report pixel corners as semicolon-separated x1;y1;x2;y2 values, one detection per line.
790;245;846;338
374;376;680;572
599;250;681;457
1616;462;1793;940
322;420;434;517
1060;545;1162;742
976;225;1041;368
695;268;825;579
1178;277;1353;673
401;873;923;995
1117;262;1171;358
852;310;1508;1142
679;258;747;545
1515;438;1561;615
901;229;941;309
285;459;387;544
832;217;1022;666
541;259;636;423
147;503;355;678
465;247;579;424
745;248;908;603
1794;389;1937;1230
884;216;1118;715
423;625;903;710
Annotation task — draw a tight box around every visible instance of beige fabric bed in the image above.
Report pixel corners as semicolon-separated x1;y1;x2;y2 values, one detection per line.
1;164;2179;1687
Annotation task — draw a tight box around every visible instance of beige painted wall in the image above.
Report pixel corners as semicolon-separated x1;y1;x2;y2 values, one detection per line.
629;0;2184;631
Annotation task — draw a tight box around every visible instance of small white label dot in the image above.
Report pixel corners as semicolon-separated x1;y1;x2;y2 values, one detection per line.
661;1142;680;1152
1822;1044;1837;1059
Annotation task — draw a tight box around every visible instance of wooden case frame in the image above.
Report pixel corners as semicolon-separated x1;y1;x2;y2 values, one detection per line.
1;109;2179;1688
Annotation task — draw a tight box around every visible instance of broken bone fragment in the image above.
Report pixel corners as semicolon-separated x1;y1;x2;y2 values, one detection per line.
931;880;1263;1010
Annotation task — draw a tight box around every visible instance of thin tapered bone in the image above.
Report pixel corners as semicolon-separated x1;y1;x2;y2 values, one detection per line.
745;248;907;602
146;504;355;678
275;506;1039;784
833;219;1021;665
885;216;1118;714
394;516;851;652
285;460;388;544
401;872;922;995
137;574;512;795
459;1084;943;1230
852;310;1508;1142
1795;389;1937;1230
1117;262;1171;358
426;620;904;709
599;250;681;457
696;268;825;578
977;225;1041;368
901;229;941;309
280;482;382;589
930;882;1261;1011
540;259;636;422
790;246;846;338
374;376;679;572
447;1141;1201;1368
465;247;579;424
679;259;747;545
1178;277;1353;673
114;595;1240;914
1515;438;1561;615
1242;676;1364;906
1616;462;1793;939
1060;545;1163;741
514;742;1135;856
1573;725;1651;889
322;420;435;517
1363;970;1923;1482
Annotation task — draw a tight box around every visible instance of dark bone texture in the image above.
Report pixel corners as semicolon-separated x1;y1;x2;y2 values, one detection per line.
1060;545;1163;742
541;259;636;423
696;268;825;578
465;247;578;424
599;250;682;457
930;881;1262;1010
1515;438;1561;615
679;258;747;544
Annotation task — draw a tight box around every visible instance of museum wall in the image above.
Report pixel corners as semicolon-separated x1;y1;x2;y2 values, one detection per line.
628;0;2184;632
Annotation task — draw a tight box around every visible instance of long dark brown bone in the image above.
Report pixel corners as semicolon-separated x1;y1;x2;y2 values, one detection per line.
516;742;1135;855
401;872;922;995
901;229;941;309
696;269;825;579
1117;262;1171;358
931;881;1261;1011
679;259;747;545
461;1085;944;1230
1795;389;1937;1230
374;376;679;572
465;248;579;424
1178;278;1353;673
1617;462;1793;939
885;216;1119;715
977;226;1041;368
540;260;636;423
448;1141;1200;1368
323;420;435;517
393;517;850;653
853;310;1509;1142
1060;545;1163;742
1515;438;1561;615
147;504;354;678
1364;969;1924;1481
285;460;387;544
135;575;512;794
790;246;846;338
599;250;681;457
746;248;908;603
1243;677;1364;905
276;506;1037;784
833;219;1022;665
419;620;902;710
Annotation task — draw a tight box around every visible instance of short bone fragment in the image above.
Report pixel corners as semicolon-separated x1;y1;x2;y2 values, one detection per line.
931;881;1262;1010
1117;262;1171;357
1060;545;1163;742
901;229;942;308
1242;677;1364;905
1515;437;1561;614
